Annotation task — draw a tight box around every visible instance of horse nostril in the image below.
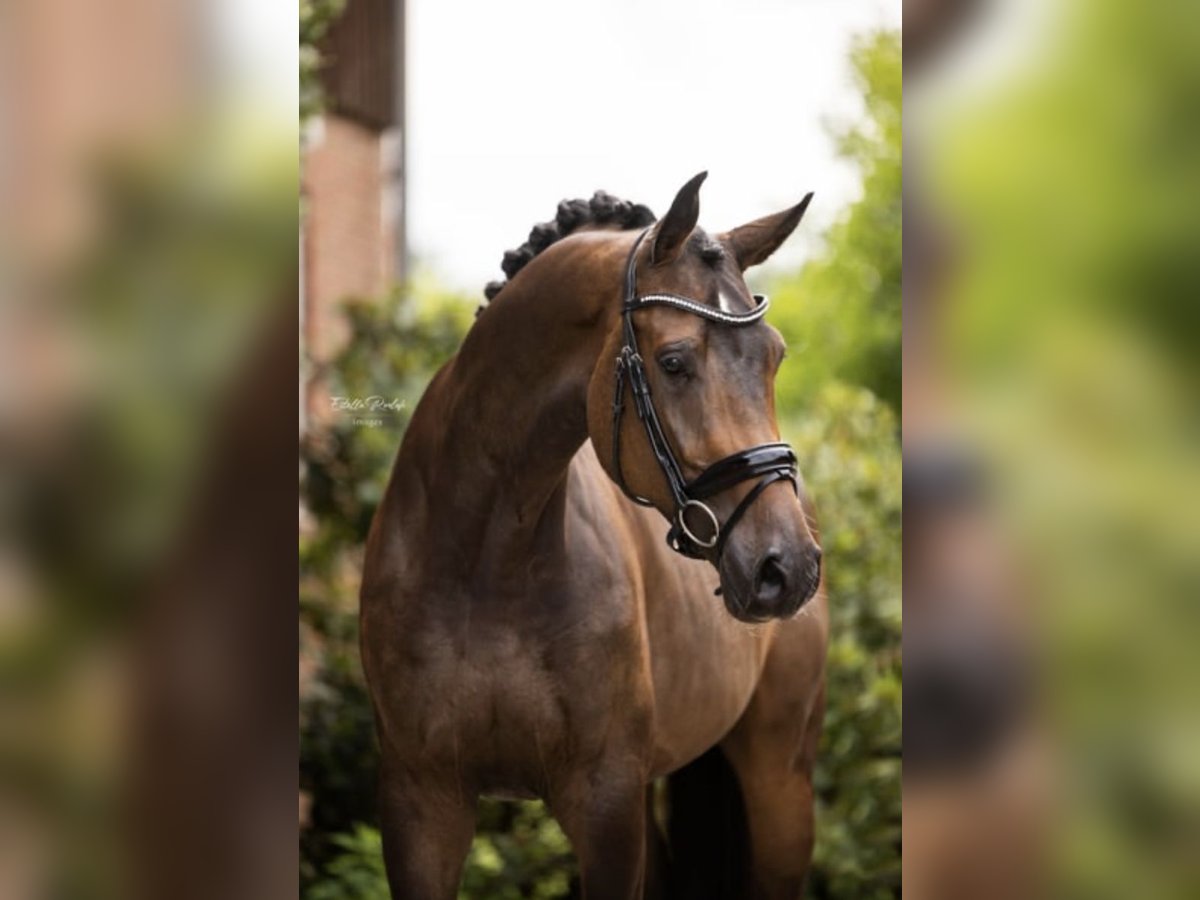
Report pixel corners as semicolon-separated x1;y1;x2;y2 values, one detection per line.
754;552;788;603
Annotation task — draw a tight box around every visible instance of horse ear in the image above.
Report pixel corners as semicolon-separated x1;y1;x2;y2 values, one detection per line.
650;171;707;266
721;192;814;270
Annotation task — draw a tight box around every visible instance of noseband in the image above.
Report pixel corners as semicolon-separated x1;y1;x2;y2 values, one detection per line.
611;229;799;561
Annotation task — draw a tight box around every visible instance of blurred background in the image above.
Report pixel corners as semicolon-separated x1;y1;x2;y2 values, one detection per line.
0;1;297;898
300;1;900;898
904;0;1199;897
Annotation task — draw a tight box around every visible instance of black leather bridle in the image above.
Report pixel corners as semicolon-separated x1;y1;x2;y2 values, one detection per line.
611;228;799;561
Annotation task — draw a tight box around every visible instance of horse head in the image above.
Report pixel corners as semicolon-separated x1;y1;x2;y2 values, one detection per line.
588;173;823;623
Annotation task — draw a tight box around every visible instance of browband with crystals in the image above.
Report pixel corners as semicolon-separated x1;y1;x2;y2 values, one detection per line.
624;292;771;325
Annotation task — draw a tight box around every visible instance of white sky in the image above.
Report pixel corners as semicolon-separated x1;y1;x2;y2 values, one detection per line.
213;0;297;124
408;0;900;293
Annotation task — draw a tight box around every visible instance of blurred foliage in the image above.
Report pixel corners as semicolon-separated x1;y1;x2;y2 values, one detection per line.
299;618;379;889
305;803;573;900
771;30;901;415
458;801;574;900
301;276;475;579
4;97;296;895
300;0;347;121
783;387;902;900
305;826;389;900
927;2;1200;897
18;141;295;618
939;2;1200;388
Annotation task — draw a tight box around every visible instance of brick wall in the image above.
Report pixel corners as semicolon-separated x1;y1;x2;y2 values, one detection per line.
300;0;404;432
303;115;392;361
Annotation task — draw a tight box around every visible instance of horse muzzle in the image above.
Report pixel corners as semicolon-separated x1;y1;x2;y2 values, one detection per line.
720;539;822;622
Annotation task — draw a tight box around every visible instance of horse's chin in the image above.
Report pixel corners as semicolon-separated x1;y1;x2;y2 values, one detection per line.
716;565;778;624
716;559;813;624
729;605;779;625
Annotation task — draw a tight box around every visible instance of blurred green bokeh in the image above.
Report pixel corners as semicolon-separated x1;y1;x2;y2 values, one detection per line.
771;30;902;416
301;0;348;121
920;0;1200;896
2;125;296;900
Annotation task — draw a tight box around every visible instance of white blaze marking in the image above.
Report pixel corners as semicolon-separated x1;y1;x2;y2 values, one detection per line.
716;287;754;314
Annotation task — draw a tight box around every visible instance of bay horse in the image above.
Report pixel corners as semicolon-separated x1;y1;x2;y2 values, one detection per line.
360;173;828;900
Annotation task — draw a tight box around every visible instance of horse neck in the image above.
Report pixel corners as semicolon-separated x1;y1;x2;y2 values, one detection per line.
418;233;625;561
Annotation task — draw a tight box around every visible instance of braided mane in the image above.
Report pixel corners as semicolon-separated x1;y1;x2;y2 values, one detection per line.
483;191;656;301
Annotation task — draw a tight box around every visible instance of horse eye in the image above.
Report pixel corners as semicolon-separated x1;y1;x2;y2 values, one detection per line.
659;354;686;376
